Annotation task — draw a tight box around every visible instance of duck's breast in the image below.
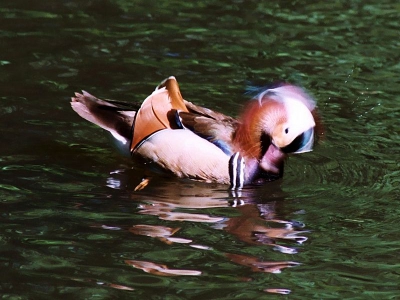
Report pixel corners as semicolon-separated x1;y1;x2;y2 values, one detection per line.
134;129;230;184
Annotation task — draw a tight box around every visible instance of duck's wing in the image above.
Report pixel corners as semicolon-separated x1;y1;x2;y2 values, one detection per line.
177;101;239;156
71;91;137;146
72;77;240;157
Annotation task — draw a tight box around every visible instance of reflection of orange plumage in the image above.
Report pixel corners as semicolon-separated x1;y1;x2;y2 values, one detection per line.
125;260;201;276
225;253;299;274
71;77;321;188
224;204;271;245
223;203;307;247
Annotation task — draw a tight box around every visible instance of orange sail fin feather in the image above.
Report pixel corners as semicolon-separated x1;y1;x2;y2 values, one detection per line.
157;76;189;112
131;76;189;151
71;77;321;189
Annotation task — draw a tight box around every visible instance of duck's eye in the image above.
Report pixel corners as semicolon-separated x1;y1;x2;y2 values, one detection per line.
281;127;314;154
285;128;289;134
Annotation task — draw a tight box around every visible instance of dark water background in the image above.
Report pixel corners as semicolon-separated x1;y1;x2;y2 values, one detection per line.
1;0;399;299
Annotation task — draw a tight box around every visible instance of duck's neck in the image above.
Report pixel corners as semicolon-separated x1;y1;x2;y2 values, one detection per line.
243;154;284;185
228;149;284;189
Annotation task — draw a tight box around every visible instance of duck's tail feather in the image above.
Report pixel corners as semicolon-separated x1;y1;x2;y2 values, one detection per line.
71;91;136;153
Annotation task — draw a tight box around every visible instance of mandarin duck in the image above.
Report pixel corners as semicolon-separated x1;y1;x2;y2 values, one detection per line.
71;76;318;189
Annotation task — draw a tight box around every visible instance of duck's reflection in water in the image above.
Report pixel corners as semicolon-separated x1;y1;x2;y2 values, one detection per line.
106;171;308;278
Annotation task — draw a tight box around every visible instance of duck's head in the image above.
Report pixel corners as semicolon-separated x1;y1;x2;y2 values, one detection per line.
234;84;317;181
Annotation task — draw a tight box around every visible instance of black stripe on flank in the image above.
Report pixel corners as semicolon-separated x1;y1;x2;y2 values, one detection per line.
229;153;238;189
172;109;185;129
229;152;245;190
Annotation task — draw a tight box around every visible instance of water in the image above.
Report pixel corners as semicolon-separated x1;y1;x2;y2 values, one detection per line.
1;0;399;299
